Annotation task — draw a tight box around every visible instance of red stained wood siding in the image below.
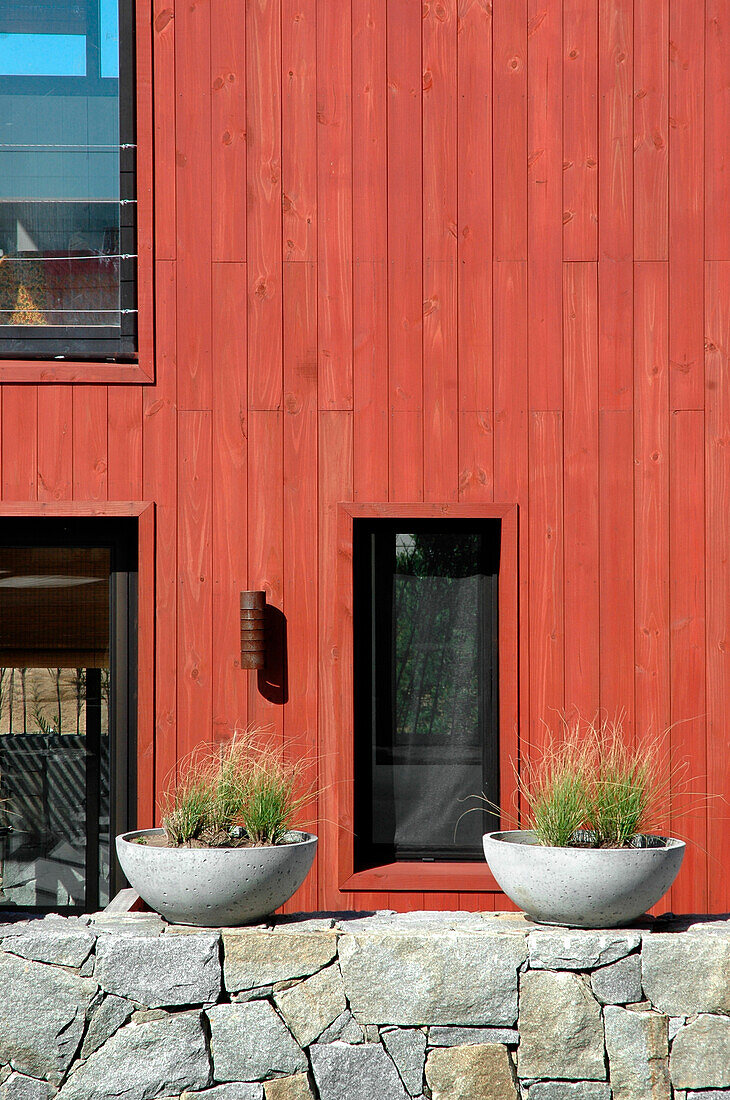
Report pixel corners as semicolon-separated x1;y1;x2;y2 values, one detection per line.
0;0;727;913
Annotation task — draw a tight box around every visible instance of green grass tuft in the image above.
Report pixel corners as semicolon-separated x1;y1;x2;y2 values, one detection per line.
160;730;314;848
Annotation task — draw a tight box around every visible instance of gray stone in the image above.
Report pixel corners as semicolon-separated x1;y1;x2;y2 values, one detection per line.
263;1075;315;1100
80;954;95;977
56;1013;211;1100
670;1015;730;1090
184;1088;264;1100
669;1017;686;1043
0;953;97;1083
273;915;336;932
642;935;730;1015
88;915;165;937
688;1094;730;1099
0;1075;53;1100
425;1044;519;1100
273;964;346;1047
590;954;643;1005
527;1085;612;1100
222;931;337;992
381;1029;426;1095
207;1002;307;1082
95;933;221;1007
518;971;605;1081
232;987;273;1003
428;1026;519;1046
309;1042;409;1100
338;911;510;934
317;1011;363;1045
81;994;134;1057
3;928;96;969
528;930;641;971
339;931;527;1025
604;1006;670;1099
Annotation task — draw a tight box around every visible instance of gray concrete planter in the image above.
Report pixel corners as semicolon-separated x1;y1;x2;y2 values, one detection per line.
483;829;685;928
116;829;317;926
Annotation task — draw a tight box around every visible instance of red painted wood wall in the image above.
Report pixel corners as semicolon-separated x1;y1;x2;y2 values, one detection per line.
2;0;730;915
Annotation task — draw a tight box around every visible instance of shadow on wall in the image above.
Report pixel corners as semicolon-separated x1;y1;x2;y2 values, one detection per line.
257;605;288;706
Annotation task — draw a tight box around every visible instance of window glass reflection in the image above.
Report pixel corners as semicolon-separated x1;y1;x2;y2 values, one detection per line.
0;548;110;910
0;1;122;332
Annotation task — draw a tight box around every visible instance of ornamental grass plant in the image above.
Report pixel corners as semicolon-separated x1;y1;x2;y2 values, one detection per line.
160;730;313;848
516;713;685;848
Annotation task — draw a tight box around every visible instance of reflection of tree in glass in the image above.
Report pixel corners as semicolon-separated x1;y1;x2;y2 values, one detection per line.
393;534;482;750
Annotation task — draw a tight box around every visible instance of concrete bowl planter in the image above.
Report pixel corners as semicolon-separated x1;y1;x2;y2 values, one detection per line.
483;829;685;928
116;829;317;926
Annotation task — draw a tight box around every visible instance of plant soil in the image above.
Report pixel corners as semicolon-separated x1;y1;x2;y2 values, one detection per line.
132;832;300;850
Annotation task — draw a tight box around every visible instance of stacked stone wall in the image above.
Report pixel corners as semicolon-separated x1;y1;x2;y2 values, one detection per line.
0;909;729;1100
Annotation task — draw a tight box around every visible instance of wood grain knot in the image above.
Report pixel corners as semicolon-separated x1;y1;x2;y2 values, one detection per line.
154;8;173;32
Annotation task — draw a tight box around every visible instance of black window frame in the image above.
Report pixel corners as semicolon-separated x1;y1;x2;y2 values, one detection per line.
352;517;501;869
0;516;137;914
0;0;137;362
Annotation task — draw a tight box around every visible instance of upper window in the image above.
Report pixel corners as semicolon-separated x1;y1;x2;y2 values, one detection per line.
0;1;135;360
353;519;501;866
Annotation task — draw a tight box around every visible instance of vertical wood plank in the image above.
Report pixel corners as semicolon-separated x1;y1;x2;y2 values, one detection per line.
423;0;458;500
563;262;600;714
319;412;353;910
493;262;529;770
563;0;598;259
598;0;632;260
108;388;143;500
136;504;156;829
388;0;423;500
458;0;494;498
211;0;247;261
282;261;319;911
493;0;527;260
37;387;72;501
669;409;707;913
634;262;670;747
353;0;388;501
669;0;705;410
153;0;176;259
705;261;730;912
633;0;669;260
527;0;563;411
282;0;316;261
599;409;635;731
247;0;283;409
212;262;248;739
317;0;353;408
1;388;36;501
247;410;284;737
705;0;730;259
177;411;213;759
598;259;633;409
528;411;564;755
72;387;108;501
144;260;178;809
176;0;212;409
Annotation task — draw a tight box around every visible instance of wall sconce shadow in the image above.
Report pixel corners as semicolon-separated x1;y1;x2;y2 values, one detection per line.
257;604;288;705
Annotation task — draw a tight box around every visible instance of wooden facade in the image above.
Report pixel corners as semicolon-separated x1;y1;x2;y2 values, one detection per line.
1;0;730;914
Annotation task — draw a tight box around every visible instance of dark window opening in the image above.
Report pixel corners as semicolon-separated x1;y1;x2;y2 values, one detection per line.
353;519;501;866
0;517;137;913
0;0;136;361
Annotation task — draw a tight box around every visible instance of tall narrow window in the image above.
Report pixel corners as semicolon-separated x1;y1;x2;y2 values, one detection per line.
0;1;135;359
0;518;136;912
353;519;500;865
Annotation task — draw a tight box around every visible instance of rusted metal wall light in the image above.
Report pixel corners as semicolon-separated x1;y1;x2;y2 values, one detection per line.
240;590;266;669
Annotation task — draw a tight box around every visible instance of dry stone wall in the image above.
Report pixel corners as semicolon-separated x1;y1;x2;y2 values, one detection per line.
0;909;729;1100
